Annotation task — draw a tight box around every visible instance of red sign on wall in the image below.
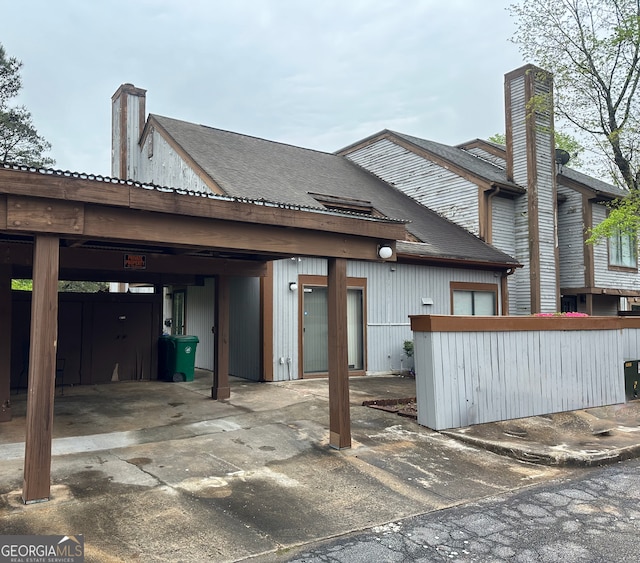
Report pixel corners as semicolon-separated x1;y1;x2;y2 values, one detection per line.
123;254;146;270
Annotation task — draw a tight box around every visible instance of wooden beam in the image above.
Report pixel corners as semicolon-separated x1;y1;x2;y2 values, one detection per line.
212;275;230;400
59;247;268;277
7;196;84;234
22;235;60;503
0;264;11;422
82;206;392;261
128;190;406;241
0;169;128;206
328;257;351;449
0;168;406;242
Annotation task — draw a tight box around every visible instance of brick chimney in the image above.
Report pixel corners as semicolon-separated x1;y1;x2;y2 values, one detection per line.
505;65;559;314
111;84;147;180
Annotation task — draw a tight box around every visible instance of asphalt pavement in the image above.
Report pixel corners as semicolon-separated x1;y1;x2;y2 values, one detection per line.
0;372;638;562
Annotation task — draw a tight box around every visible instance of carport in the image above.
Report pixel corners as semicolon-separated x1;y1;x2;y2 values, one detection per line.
0;164;405;503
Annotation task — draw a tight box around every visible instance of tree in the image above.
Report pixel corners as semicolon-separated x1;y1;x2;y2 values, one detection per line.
0;44;54;167
488;130;585;167
509;0;640;195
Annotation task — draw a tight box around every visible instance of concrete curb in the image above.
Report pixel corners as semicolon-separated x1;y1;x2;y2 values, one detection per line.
441;431;640;467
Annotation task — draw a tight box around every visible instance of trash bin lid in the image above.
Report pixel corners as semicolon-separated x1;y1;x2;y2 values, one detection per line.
170;335;200;343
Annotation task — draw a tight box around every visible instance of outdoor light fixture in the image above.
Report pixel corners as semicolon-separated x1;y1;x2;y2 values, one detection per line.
378;245;393;260
289;282;298;292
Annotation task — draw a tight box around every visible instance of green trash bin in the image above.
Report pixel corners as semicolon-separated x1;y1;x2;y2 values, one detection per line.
624;360;640;401
169;335;199;382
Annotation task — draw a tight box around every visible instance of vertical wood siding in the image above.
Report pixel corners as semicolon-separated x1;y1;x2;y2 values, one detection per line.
592;204;640;289
414;324;626;430
557;186;585;288
509;76;533;315
229;277;261;380
111;96;122;178
491;196;518;314
271;258;315;381
507;72;559;313
345;139;481;236
533;80;559;312
186;278;215;370
272;258;503;380
137;131;213;194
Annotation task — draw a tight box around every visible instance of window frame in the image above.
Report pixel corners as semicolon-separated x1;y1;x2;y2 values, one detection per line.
297;275;367;378
608;228;638;271
450;281;499;316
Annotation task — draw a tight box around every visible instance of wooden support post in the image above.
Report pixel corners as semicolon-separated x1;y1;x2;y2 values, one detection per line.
22;236;60;503
212;275;230;400
328;257;351;449
0;264;12;422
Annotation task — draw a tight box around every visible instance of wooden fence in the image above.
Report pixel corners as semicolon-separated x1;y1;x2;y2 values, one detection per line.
410;315;640;430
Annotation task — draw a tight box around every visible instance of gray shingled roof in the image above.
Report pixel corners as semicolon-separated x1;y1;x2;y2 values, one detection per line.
390;132;627;200
390;131;524;191
152;114;519;267
560;166;629;198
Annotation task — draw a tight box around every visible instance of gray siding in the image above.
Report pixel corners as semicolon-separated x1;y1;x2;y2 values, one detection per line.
507;72;559;313
533;81;559;312
229;277;261;380
111;93;144;180
414;325;625;430
593;204;640;289
185;278;215;371
557;186;585;287
491;196;518;314
137;130;212;194
346;139;480;236
111;95;122;177
508;76;533;315
272;258;504;380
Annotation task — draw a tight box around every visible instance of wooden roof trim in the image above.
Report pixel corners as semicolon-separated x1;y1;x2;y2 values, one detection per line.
396;251;520;271
0;168;407;241
561;286;640;297
410;314;640;332
557;174;616;201
456;139;506;160
145;115;226;195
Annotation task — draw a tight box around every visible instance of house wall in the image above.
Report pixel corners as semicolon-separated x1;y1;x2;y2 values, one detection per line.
138;130;212;194
271;257;504;381
533;79;560;313
557;185;585;288
111;88;145;180
506;69;559;314
185;278;215;371
229;276;261;380
345;139;480;236
592;204;640;290
491;196;518;314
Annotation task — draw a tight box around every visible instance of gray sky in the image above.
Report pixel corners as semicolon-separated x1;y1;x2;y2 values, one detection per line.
3;0;524;177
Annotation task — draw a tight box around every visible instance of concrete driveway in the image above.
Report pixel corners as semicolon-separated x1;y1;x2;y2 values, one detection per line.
0;372;568;562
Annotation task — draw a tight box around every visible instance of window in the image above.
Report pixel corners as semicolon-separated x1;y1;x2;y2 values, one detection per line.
450;282;498;315
299;276;366;376
609;229;637;269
